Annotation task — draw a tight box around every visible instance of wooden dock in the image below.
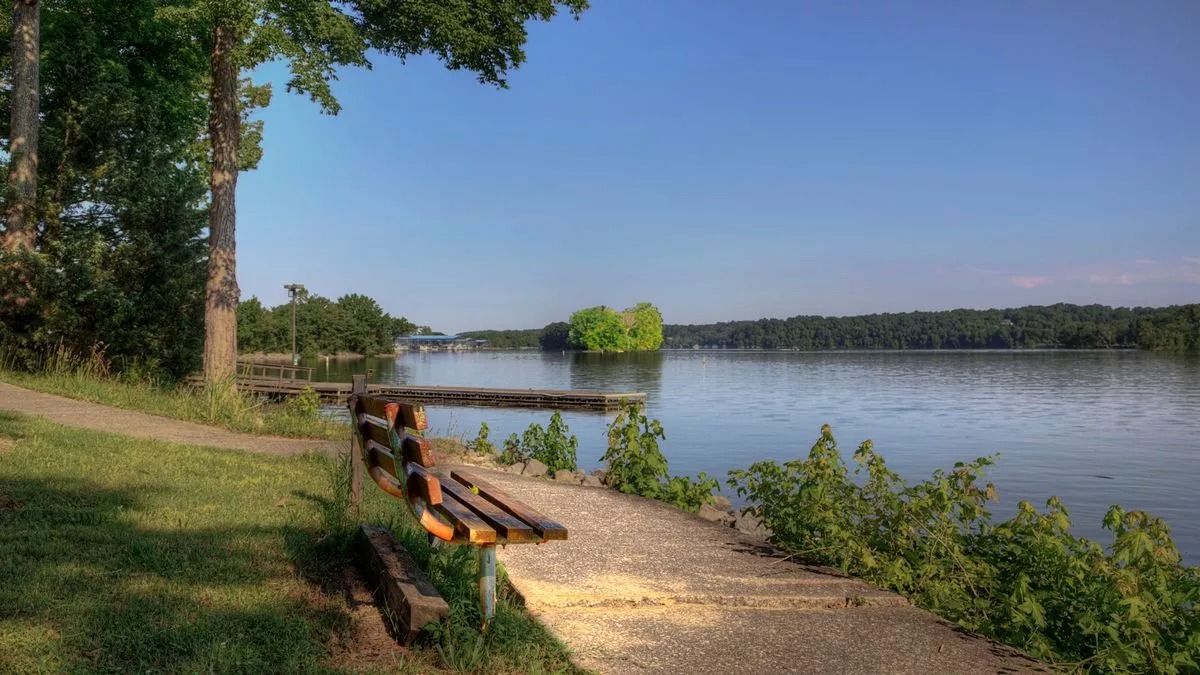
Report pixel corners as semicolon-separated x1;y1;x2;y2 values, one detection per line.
191;363;645;412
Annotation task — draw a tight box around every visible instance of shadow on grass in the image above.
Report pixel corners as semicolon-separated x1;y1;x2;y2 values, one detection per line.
0;475;347;673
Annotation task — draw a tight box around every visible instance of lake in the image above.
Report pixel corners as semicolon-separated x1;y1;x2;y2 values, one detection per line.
310;350;1200;563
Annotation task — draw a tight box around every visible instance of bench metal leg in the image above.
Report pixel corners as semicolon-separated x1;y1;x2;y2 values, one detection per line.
478;544;497;626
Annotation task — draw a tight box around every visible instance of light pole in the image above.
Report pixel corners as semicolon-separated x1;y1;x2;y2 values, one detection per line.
284;283;305;366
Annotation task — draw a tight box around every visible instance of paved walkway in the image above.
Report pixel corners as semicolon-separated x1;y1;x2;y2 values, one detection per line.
0;380;1043;673
0;380;338;455
471;471;1044;674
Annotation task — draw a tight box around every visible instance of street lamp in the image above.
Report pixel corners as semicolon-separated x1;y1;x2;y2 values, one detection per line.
284;283;306;366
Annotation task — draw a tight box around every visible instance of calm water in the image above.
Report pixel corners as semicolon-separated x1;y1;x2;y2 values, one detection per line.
310;350;1200;562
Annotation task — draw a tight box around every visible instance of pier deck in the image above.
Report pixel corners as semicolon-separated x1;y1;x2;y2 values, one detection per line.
192;362;645;411
192;370;643;411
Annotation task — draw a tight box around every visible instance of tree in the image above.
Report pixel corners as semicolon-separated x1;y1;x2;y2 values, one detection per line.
539;321;571;350
567;303;664;352
336;293;392;355
568;306;628;351
627;302;664;350
236;296;270;353
390;315;417;341
179;0;590;381
236;291;415;355
1;0;212;378
3;0;38;252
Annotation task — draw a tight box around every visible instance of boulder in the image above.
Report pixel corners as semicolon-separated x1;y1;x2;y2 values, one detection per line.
554;469;578;484
581;474;604;487
522;458;548;478
592;468;610;485
697;504;727;523
735;508;770;539
712;495;733;512
502;461;526;474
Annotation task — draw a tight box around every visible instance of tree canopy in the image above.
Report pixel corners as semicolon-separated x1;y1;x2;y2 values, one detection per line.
237;292;415;357
0;0;590;379
1;0;211;378
567;303;664;352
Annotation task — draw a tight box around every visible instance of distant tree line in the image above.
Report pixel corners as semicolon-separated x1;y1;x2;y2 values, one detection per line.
664;303;1200;351
456;329;542;349
460;304;1199;352
237;293;416;357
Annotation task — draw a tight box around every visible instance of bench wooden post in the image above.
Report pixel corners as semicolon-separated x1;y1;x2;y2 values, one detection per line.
349;394;567;627
479;545;497;622
349;375;367;511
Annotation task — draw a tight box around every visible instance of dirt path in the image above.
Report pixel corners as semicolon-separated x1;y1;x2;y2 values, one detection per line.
0;380;340;455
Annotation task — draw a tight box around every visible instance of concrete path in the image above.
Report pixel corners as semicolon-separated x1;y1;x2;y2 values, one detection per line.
470;470;1045;675
0;380;337;455
0;380;1043;673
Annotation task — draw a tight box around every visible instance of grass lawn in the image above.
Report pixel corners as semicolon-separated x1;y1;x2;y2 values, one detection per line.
0;411;580;673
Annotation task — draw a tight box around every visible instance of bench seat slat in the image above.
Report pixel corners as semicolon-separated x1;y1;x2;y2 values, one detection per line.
434;491;497;544
356;396;428;431
357;415;391;446
401;435;435;468
450;470;568;541
364;440;399;479
406;461;443;505
357;413;436;468
438;479;538;543
358;420;394;451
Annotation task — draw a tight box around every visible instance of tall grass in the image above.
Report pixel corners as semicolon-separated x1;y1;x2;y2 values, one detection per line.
0;345;343;440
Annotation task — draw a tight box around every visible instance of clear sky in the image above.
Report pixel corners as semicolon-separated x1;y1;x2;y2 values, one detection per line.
236;0;1199;334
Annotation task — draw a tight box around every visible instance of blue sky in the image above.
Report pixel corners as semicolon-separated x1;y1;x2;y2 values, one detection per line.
237;0;1199;333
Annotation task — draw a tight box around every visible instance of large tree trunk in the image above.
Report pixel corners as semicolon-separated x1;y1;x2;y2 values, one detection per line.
203;22;240;380
3;0;39;252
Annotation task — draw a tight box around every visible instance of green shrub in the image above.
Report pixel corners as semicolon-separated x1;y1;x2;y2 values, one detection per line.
602;400;716;512
602;400;668;497
497;432;525;466
282;386;320;421
468;421;497;456
493;413;579;473
520;412;578;473
728;425;1200;671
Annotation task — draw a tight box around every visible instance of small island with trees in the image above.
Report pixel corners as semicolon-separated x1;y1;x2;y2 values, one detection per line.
565;302;664;352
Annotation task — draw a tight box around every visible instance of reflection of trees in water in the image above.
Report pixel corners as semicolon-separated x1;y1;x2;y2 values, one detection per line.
304;355;413;385
568;351;664;397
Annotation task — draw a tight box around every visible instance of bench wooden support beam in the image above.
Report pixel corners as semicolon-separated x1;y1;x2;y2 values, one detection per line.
349;393;567;628
357;525;450;645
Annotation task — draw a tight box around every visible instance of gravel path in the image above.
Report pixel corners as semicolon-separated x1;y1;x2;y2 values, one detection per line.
0;380;340;455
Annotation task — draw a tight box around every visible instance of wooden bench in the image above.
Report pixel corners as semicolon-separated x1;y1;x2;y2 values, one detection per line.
348;393;567;625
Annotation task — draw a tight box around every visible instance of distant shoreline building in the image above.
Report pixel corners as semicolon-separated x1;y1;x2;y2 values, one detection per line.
394;335;488;352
